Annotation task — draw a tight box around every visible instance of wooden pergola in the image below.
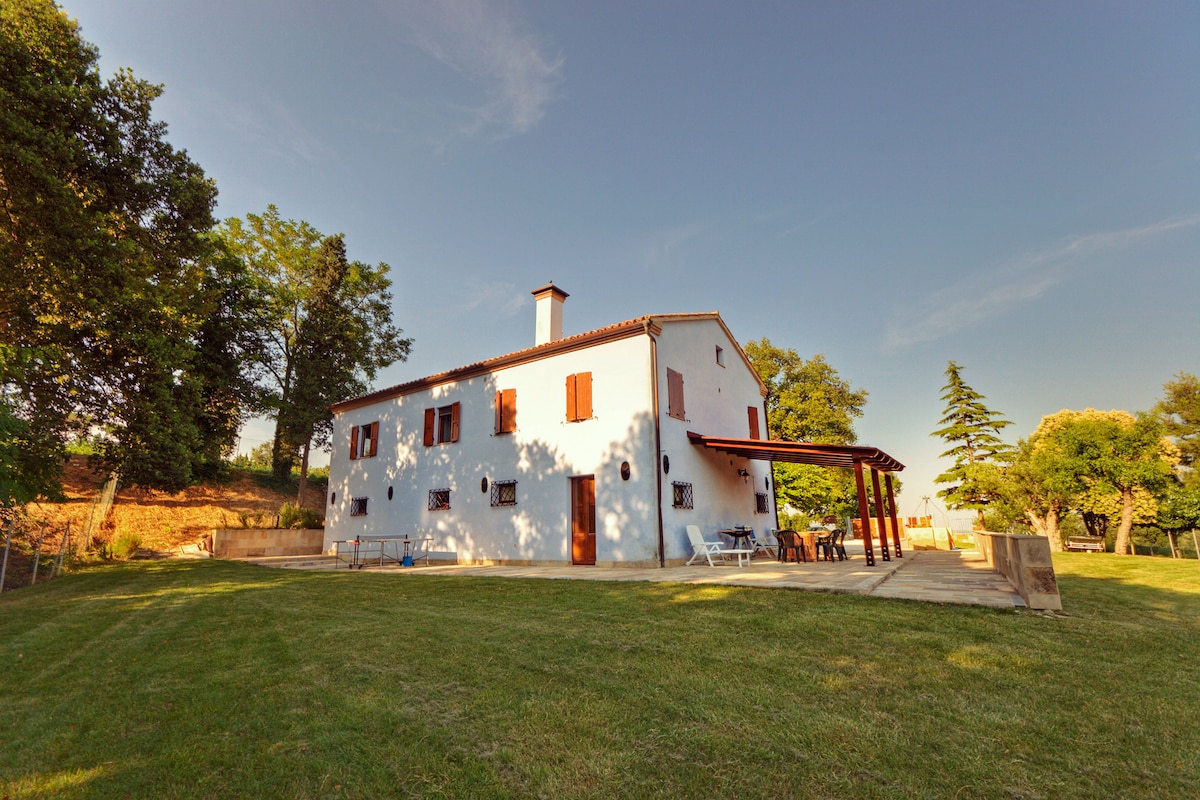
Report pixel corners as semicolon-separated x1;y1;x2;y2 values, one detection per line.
686;432;906;566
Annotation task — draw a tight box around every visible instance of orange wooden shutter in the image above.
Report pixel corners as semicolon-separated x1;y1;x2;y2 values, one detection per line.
667;368;684;420
494;390;503;433
450;402;461;442
423;408;436;446
748;406;760;440
368;421;379;457
566;374;577;421
501;388;516;432
350;425;360;459
577;372;592;419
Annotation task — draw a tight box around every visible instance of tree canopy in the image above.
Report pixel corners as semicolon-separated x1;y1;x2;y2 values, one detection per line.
744;339;868;518
1;0;255;498
931;361;1013;522
220;208;412;488
1155;371;1200;470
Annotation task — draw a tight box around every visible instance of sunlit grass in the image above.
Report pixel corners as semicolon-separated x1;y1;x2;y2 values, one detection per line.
1;556;1197;799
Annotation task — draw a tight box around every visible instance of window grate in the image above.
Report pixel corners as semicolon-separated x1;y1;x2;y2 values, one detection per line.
755;492;769;514
350;497;369;517
428;488;451;511
490;480;517;507
672;481;693;509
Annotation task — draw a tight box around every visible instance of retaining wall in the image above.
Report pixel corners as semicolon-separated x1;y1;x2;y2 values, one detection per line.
973;531;1062;611
212;528;324;559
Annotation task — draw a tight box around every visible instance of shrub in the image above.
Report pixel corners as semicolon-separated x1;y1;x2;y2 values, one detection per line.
278;503;323;529
109;530;142;560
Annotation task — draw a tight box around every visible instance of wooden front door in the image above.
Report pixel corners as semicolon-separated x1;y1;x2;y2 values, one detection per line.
571;475;596;565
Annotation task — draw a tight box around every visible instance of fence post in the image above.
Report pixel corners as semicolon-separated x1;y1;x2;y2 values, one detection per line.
52;521;70;578
0;519;12;593
31;521;46;586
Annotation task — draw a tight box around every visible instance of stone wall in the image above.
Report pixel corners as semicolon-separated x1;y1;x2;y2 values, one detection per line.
973;531;1063;611
212;528;324;559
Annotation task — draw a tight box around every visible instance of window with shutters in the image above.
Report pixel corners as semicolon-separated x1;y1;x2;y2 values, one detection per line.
428;488;451;511
671;481;693;509
755;492;769;514
490;480;517;507
748;406;761;440
666;368;685;421
423;402;461;446
494;388;516;434
350;497;369;516
349;421;380;460
566;372;593;422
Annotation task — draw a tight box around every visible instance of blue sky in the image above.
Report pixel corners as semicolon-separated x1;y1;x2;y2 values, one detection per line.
66;1;1200;517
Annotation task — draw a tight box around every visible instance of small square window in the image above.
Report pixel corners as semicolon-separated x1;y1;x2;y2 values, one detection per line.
755;492;769;514
350;497;369;517
715;346;725;367
490;480;517;507
428;488;451;511
672;481;693;509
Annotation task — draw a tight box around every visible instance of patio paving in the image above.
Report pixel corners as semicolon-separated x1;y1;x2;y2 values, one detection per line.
240;539;1025;608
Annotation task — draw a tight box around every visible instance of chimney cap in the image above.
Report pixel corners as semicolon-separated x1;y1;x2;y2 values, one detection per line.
531;281;569;300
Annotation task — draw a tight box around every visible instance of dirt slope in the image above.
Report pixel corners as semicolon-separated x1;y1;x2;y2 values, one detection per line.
23;456;329;551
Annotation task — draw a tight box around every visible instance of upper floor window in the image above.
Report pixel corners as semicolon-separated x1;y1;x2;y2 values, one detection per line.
715;345;725;367
350;421;379;460
667;368;686;421
494;388;517;434
423;402;461;446
566;372;593;422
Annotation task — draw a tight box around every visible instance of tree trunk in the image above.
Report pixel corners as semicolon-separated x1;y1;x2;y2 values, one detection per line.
296;437;310;508
1027;507;1063;551
1113;486;1135;555
1167;531;1179;559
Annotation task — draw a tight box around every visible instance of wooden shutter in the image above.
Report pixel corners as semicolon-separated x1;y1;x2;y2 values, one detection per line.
423;408;436;446
495;388;516;433
368;421;379;457
667;368;685;420
566;373;577;421
449;402;461;442
350;425;360;459
577;372;592;420
748;406;760;440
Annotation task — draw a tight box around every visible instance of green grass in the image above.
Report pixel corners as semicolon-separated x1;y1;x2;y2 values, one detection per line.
2;555;1197;799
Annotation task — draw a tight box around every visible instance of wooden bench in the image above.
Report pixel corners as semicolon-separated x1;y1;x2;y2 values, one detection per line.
1065;535;1106;553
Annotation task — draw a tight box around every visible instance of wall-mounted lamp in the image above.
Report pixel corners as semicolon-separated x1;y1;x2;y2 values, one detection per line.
737;468;750;482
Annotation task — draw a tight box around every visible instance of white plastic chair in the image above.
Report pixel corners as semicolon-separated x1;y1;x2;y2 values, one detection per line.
685;525;751;567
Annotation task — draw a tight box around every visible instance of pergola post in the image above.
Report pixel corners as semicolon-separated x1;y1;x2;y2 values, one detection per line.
870;468;890;561
885;473;903;558
853;460;875;566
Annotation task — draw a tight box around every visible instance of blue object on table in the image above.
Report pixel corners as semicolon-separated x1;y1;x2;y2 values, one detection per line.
402;554;414;567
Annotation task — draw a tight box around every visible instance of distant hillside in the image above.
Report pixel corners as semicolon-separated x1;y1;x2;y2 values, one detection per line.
24;456;329;552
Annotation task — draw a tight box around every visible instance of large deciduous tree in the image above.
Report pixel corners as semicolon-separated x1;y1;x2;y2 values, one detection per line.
744;339;868;517
221;208;412;490
931;361;1013;526
1;0;254;498
1155;372;1200;470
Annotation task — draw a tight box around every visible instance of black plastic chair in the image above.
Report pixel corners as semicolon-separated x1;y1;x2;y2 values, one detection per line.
776;530;807;563
814;528;835;561
830;529;848;561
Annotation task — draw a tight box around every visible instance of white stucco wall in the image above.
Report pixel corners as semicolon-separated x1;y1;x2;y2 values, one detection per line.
327;334;662;565
652;318;776;562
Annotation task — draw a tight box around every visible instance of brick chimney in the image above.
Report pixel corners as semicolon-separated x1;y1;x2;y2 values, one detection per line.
531;282;568;345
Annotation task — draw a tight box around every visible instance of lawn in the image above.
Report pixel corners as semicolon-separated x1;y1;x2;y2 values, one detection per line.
1;554;1197;799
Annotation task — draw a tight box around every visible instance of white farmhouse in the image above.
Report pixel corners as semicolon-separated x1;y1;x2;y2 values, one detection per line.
325;283;780;567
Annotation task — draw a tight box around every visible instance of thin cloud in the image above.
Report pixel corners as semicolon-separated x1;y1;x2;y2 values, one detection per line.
204;92;336;166
459;280;527;316
883;214;1200;350
640;222;709;270
380;0;563;140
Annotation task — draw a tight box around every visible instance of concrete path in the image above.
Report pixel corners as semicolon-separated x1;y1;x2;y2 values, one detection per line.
240;540;1025;608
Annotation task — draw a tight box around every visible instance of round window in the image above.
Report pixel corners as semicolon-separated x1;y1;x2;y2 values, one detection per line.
662;454;670;474
481;477;489;493
620;461;631;481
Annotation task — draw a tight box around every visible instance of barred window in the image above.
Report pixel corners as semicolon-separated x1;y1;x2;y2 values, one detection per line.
755;492;769;514
490;480;517;507
350;497;369;517
672;481;693;509
428;488;451;511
